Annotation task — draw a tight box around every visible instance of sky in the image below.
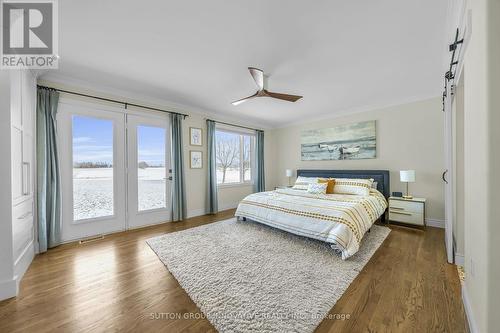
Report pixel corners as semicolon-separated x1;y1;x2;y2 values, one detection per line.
215;130;240;142
72;116;165;166
137;125;165;166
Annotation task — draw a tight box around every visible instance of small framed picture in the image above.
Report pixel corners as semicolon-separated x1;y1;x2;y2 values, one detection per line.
190;151;203;169
190;127;202;146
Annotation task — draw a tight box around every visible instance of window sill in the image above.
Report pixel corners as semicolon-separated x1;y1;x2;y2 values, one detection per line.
217;182;254;189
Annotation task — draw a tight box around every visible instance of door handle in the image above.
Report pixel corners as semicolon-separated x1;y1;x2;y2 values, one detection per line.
442;169;448;184
168;176;173;181
390;210;412;216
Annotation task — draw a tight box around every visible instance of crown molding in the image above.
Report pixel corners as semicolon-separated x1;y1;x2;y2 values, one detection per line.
38;72;272;130
40;73;441;131
274;94;441;129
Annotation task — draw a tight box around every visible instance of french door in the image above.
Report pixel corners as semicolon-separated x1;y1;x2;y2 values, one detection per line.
58;99;171;242
126;114;170;229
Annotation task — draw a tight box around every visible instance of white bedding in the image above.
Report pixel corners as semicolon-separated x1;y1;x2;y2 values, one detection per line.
235;188;388;259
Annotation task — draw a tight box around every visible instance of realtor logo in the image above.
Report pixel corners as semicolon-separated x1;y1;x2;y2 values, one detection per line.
1;0;58;69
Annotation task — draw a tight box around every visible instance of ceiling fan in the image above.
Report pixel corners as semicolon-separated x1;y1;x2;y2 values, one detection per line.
231;67;303;106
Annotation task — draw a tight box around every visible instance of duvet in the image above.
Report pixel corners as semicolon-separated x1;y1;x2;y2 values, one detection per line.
235;188;388;259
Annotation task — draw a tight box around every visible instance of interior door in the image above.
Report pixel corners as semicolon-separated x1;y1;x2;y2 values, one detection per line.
126;113;171;228
59;100;126;242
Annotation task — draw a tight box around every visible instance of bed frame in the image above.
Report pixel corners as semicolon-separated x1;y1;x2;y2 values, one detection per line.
296;169;390;223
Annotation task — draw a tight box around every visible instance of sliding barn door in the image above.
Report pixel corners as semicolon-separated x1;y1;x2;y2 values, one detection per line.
444;89;454;264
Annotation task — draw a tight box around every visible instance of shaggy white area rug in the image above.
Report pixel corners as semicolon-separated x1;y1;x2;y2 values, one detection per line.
147;218;390;333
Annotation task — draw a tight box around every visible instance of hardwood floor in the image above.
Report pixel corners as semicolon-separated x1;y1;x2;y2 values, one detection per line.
0;210;467;333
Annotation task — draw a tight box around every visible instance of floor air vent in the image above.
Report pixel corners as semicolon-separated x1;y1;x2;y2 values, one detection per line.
79;235;104;244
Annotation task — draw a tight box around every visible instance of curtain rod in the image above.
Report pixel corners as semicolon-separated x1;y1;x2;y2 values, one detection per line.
37;85;189;119
207;119;263;132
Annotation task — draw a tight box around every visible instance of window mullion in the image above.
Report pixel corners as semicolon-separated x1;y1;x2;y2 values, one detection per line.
239;135;244;183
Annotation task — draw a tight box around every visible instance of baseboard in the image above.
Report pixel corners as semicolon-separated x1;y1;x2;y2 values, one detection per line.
0;278;17;301
0;242;35;301
462;283;478;333
13;241;35;294
425;218;445;228
454;253;465;266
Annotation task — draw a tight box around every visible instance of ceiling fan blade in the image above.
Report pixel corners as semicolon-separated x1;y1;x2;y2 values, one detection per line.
248;67;264;91
231;92;259;106
265;91;303;102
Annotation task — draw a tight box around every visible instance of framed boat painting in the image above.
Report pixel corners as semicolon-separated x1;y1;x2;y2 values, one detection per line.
300;120;376;161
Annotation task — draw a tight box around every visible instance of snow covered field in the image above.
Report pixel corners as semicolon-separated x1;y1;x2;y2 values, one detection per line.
216;168;251;184
73;167;249;220
73;168;166;220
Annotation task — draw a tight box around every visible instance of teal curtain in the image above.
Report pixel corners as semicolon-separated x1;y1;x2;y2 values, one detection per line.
206;120;218;214
37;88;61;252
170;113;187;221
254;130;265;192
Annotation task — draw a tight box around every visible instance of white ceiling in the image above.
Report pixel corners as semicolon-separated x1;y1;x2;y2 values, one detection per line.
42;0;449;128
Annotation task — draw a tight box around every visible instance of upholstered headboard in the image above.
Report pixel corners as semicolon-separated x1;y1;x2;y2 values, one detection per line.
296;169;390;199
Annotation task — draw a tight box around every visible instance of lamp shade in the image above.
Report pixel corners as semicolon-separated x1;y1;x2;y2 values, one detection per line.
400;170;416;182
285;169;293;177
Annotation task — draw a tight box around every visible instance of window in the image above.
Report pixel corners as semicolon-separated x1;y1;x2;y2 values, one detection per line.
72;115;114;220
215;129;255;185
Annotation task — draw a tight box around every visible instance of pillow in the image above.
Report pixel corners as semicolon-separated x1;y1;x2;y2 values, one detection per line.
333;178;374;196
307;182;328;194
292;176;319;190
371;181;378;189
318;178;336;194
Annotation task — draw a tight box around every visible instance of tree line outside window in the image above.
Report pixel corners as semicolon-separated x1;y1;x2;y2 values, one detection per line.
215;129;254;185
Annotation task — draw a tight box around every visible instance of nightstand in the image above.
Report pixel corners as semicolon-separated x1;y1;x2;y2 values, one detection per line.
388;196;426;228
275;185;292;190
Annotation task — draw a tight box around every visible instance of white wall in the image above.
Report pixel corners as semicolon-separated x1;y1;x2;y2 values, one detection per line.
460;0;500;331
488;0;500;330
182;113;272;217
462;0;488;331
182;114;208;217
268;97;445;221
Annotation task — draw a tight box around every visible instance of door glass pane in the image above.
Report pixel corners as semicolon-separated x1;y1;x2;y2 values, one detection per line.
215;130;241;184
72;115;114;220
137;126;166;211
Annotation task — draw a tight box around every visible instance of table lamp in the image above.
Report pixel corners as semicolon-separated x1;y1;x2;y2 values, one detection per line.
400;170;415;199
285;169;293;186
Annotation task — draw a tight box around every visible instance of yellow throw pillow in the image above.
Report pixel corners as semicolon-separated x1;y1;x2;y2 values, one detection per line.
318;178;335;194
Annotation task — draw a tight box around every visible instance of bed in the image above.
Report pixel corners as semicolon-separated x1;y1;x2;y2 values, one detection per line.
235;170;390;259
